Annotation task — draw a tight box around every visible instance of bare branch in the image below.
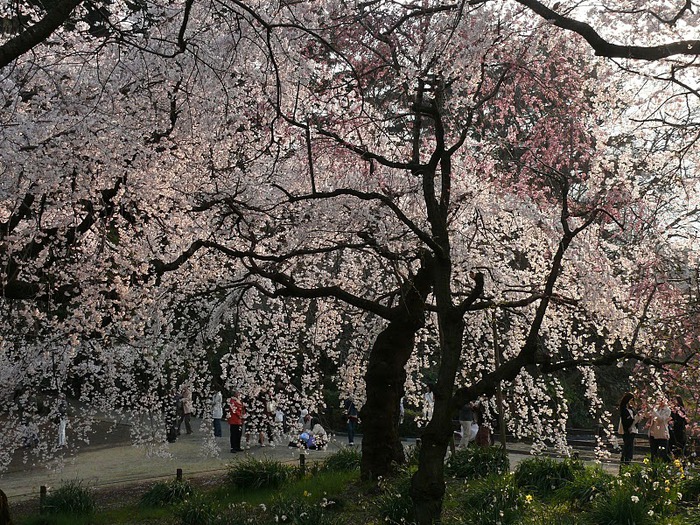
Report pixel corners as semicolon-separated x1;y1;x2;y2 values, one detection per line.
272;186;443;256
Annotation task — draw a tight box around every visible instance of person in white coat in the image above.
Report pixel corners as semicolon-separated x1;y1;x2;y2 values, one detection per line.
57;393;68;448
649;399;672;462
212;391;223;437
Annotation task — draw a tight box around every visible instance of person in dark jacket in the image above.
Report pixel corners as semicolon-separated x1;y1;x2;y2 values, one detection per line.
458;402;476;449
618;392;642;465
344;397;359;446
670;395;688;459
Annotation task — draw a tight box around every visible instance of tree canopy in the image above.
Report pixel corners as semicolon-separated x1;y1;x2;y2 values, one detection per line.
1;1;700;522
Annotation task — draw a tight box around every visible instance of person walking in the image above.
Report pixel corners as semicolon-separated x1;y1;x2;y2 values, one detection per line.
227;391;246;453
212;390;223;438
473;402;492;447
422;384;435;422
457;402;476;449
618;392;642;466
344;397;359;446
178;386;193;435
57;393;68;448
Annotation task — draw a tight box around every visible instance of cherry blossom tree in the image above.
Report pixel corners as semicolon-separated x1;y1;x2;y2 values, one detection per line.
134;2;698;521
2;1;700;523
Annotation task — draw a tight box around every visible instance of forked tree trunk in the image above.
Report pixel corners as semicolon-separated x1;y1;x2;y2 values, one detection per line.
409;306;469;524
409;387;466;524
360;259;434;480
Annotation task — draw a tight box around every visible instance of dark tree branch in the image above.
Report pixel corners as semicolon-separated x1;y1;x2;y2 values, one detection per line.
457;272;485;314
251;265;396;320
537;349;698;373
273;185;443;256
0;0;84;69
515;0;700;60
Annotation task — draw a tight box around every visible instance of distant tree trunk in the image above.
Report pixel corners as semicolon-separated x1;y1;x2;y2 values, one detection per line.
360;258;434;480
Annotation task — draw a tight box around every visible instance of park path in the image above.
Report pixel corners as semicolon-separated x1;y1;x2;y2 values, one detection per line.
1;416;622;506
1;421;347;502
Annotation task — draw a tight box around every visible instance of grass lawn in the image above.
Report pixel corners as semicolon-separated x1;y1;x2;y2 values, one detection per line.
12;447;700;525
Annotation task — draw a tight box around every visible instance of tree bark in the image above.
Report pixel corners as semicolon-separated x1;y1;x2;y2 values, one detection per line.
0;0;84;69
409;308;466;524
360;257;434;480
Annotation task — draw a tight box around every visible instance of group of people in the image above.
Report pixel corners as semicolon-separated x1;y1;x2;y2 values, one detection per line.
166;386;194;442
618;392;688;465
457;401;492;448
215;390;286;453
167;384;344;452
223;392;360;452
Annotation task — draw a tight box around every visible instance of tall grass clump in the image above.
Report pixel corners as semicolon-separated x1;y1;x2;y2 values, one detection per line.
513;457;584;500
178;491;218;525
617;458;685;518
227;457;295;490
455;473;524;525
404;444;420;467
321;447;361;472
375;470;414;524
445;445;509;479
268;494;337;525
680;474;700;503
42;480;95;515
518;503;581;525
580;483;654;525
140;479;193;507
554;464;614;507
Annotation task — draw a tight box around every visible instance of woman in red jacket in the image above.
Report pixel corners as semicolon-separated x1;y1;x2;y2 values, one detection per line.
227;391;246;453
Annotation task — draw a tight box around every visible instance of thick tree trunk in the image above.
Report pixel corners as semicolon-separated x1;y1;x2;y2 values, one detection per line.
410;309;467;524
409;415;452;523
360;259;434;480
360;320;415;479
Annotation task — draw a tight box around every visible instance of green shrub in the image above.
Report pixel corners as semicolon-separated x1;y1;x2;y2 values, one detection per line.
619;458;684;514
321;447;361;472
227;457;295;490
42;480;95;515
580;483;654;525
680;475;700;503
140;479;193;507
456;473;524;525
178;491;217;525
555;464;614;507
685;506;700;525
445;445;509;479
513;457;584;500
